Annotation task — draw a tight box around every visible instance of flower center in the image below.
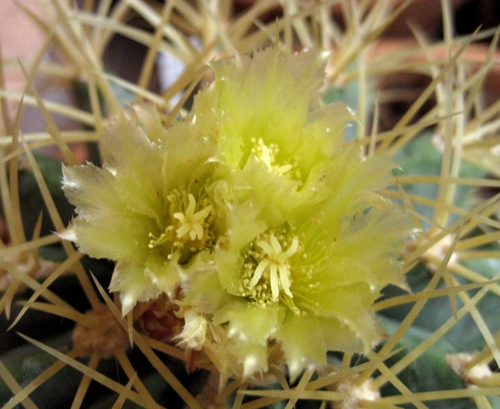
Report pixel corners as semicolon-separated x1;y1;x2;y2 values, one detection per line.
148;191;215;259
251;138;292;175
240;230;299;306
172;194;213;241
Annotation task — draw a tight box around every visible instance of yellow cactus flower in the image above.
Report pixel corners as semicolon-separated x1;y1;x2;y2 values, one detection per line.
63;46;412;380
177;47;412;379
62;105;219;314
193;47;356;222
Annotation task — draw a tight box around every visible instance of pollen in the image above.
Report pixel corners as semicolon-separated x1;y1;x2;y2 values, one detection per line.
240;230;299;305
251;138;292;175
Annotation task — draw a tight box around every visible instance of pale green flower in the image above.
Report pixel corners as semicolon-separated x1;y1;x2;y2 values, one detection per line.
193;47;355;221
62;105;220;314
63;46;412;381
182;171;410;379
176;47;412;379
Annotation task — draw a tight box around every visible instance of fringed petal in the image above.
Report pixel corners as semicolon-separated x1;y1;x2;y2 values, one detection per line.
62;163;123;221
103;113;165;220
311;284;383;350
213;301;285;345
110;261;162;315
276;314;328;380
70;214;154;263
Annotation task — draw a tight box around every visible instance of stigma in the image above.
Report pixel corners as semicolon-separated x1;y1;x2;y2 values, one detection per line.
148;191;215;256
240;230;300;305
251;138;292;175
173;194;213;241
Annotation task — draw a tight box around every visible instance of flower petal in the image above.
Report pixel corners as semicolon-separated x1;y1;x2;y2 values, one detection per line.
102;113;165;220
276;314;366;380
240;342;270;378
70;214;154;263
144;252;181;298
311;284;382;350
320;316;364;353
213;301;285;345
215;200;267;292
213;302;285;376
275;314;327;380
161;121;216;193
62;163;123;221
110;261;161;315
178;251;227;314
204;47;325;169
331;207;412;288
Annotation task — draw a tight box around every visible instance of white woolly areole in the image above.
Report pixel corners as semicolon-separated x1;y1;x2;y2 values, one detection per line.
336;377;379;409
421;234;459;273
446;353;492;383
175;310;208;350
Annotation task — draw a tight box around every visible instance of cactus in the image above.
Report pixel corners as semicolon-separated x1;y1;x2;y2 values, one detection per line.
1;1;499;408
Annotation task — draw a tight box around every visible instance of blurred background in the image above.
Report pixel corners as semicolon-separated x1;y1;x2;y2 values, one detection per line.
1;0;499;133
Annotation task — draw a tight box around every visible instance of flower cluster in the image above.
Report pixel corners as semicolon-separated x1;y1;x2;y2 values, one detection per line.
62;47;411;380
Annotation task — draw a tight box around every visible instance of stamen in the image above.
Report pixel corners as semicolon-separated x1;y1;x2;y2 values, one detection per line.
148;227;173;248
